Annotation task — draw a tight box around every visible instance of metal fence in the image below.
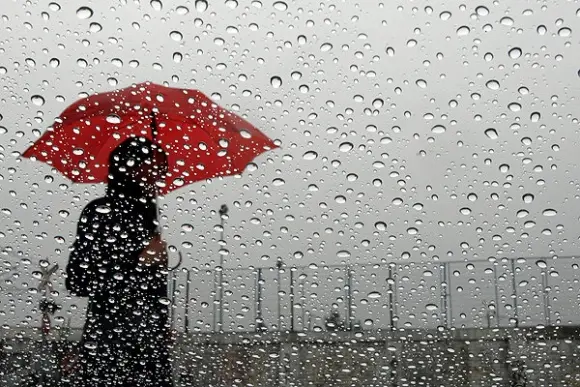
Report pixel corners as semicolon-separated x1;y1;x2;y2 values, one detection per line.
167;255;580;333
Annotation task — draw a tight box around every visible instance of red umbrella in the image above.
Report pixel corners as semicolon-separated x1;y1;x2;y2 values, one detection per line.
23;81;278;194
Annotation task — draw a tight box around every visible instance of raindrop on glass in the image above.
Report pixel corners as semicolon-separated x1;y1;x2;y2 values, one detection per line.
484;128;498;139
76;6;93;19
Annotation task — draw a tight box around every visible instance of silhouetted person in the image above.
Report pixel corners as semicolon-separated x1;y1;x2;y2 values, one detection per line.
66;137;172;387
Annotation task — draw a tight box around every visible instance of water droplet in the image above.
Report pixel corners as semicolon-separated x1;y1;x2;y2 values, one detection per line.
337;250;351;258
456;26;470;36
426;303;438;311
431;125;446;134
372;98;384;108
48;2;61;11
439;11;452;20
195;0;208;12
89;22;102;33
518;280;528;287
170;31;183;42
339;142;353;152
150;0;162;11
500;17;514;26
176;6;189;15
530;112;541;122
508;47;522;59
270;76;282;88
459;207;471;215
58;210;70;218
320;43;333;52
106;114;121;124
368;291;381;299
467;193;478;202
536;260;547;269
407;227;418;235
76;6;93;19
558;27;572;37
523;193;534;203
182;223;194;232
225;0;238;9
273;1;288;11
537;25;547;35
486;80;500;90
31;95;45;106
96;205;111;214
484;128;498;139
508;102;522;112
302;151;318;160
375;222;387;231
475;6;489;16
385;46;395;56
499;164;510;173
516;209;529;218
416;79;427;88
272;178;285;186
543;208;557;217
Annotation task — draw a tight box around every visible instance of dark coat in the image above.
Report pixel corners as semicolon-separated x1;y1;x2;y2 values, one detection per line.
66;193;172;387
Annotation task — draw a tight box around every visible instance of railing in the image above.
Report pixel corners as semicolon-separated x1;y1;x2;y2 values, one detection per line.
166;255;580;333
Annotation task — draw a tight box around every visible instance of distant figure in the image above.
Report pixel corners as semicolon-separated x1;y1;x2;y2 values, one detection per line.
66;137;172;387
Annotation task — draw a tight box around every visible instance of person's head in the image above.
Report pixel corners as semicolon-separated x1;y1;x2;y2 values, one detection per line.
107;137;168;198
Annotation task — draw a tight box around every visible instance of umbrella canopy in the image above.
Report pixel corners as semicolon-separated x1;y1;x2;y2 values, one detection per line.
23;81;278;194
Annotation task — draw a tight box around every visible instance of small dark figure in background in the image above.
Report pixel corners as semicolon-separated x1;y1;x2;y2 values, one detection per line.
66;137;172;387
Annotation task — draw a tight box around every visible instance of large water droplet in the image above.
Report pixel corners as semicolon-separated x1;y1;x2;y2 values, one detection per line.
456;26;470;36
486;80;500;90
270;76;282;88
195;0;208;12
337;250;351;258
176;6;189;15
508;102;522;112
500;17;514;26
426;303;438;311
431;125;446;134
523;193;534;203
558;27;572;37
542;209;557;217
273;1;288;11
150;0;163;11
76;6;93;19
459;207;471;215
536;260;547;269
375;222;387;231
484;128;498;139
508;47;522;59
499;164;510;173
31;95;45;106
302;151;318;160
339;142;353;152
475;6;489;16
170;31;183;42
320;43;333;52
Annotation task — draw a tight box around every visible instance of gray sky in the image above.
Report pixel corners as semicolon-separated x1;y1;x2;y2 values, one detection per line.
2;0;580;331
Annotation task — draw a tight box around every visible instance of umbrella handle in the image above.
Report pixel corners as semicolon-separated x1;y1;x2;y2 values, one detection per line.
169;251;182;271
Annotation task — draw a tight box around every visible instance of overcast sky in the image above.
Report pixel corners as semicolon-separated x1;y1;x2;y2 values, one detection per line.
2;0;580;331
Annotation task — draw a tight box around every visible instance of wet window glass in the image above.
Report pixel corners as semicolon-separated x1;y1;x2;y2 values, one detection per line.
1;1;579;386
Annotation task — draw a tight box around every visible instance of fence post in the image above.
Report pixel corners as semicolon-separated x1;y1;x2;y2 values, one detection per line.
185;269;191;334
345;265;353;330
256;267;264;331
511;259;519;327
493;264;500;327
388;265;395;329
290;267;295;332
